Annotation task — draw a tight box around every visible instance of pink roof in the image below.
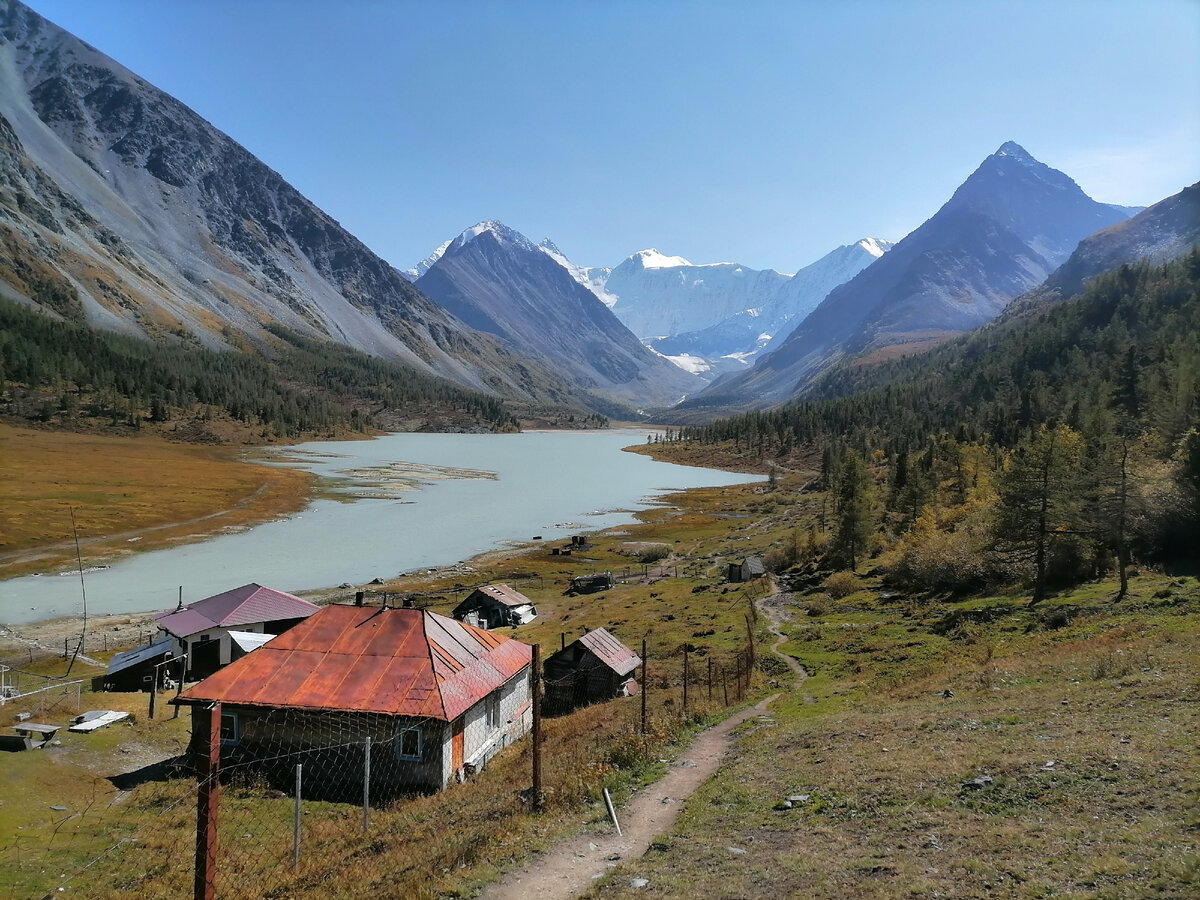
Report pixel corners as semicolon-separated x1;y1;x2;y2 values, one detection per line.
156;583;319;638
177;605;532;721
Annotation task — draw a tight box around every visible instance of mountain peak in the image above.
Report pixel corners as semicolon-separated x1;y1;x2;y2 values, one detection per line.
995;140;1037;164
631;248;693;269
450;220;537;255
857;237;893;258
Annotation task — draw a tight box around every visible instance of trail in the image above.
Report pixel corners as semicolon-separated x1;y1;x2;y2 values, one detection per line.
480;583;804;900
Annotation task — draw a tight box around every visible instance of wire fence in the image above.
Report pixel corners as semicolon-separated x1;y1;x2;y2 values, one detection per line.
2;618;766;900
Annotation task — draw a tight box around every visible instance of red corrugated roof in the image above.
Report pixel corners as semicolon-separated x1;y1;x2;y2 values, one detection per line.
155;583;319;638
575;627;641;677
177;605;531;721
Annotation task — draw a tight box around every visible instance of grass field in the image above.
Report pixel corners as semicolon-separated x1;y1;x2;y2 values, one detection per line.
1;459;1195;899
0;424;312;578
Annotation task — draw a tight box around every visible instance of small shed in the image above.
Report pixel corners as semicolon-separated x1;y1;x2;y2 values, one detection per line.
452;584;537;629
568;572;613;594
727;557;766;583
93;634;177;692
543;627;641;716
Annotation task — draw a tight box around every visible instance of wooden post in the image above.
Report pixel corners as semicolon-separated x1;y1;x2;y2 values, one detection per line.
532;644;543;812
64;636;69;659
722;666;729;705
682;644;689;714
735;655;743;700
362;736;372;834
173;655;185;720
148;678;157;720
194;703;219;900
708;657;713;704
640;638;648;735
293;763;303;871
745;614;756;668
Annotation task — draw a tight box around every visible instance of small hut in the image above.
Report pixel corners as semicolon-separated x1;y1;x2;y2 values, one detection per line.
452;584;538;629
93;635;178;692
543;627;641;716
727;557;766;583
568;572;613;594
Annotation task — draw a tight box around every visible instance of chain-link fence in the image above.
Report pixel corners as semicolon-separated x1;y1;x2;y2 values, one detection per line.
2;621;763;900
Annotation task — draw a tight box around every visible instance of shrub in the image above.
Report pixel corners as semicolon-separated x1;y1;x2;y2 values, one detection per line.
823;570;864;599
636;544;671;564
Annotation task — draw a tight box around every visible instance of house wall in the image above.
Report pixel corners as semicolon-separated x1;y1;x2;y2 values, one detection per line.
202;705;449;796
459;664;531;776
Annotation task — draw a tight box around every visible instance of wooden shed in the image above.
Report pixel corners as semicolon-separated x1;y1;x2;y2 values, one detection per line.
452;584;538;629
727;557;766;583
543;627;641;716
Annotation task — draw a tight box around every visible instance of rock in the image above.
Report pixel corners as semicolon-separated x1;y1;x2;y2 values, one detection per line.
338;582;353;589
727;846;747;855
630;877;650;889
50;805;68;811
1043;760;1056;769
370;577;384;585
961;776;994;790
774;800;793;810
788;794;810;803
941;689;954;699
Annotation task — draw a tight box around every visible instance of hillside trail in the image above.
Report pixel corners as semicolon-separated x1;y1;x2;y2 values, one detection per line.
480;582;804;900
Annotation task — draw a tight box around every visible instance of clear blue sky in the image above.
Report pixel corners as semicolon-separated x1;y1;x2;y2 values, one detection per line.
22;0;1200;273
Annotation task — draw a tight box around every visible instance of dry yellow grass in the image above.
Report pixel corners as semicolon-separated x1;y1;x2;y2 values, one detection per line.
0;424;312;577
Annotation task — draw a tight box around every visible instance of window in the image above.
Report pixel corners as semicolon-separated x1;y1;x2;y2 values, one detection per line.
486;691;501;730
219;712;240;745
396;725;422;761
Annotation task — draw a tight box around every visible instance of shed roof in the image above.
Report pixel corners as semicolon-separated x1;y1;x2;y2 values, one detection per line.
177;605;530;722
469;584;534;608
227;631;275;653
551;627;641;677
155;583;318;639
106;635;175;676
742;557;766;576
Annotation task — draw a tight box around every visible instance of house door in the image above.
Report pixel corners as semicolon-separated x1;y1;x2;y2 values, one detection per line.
451;717;464;774
190;639;222;680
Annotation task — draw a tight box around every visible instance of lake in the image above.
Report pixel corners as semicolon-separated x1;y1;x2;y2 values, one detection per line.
0;430;760;625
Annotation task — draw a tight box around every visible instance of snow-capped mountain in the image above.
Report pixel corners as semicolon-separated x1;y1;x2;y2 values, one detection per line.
401;239;451;281
537;238;616;307
685;141;1140;411
651;238;894;371
414;222;702;408
601;250;792;340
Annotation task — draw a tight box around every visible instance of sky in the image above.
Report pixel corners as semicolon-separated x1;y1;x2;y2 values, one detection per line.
21;0;1200;274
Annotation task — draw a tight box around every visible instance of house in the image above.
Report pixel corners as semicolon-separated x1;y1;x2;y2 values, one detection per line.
452;584;537;628
154;583;319;680
543;627;641;716
727;557;766;583
174;604;533;796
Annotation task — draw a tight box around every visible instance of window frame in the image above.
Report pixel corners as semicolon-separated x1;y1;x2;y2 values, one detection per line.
486;690;501;730
395;724;423;761
219;711;240;746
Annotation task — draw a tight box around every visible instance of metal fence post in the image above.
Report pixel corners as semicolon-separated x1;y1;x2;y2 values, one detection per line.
194;702;219;900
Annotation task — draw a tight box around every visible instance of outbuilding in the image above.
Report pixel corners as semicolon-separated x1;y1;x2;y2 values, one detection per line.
727;557;766;583
175;604;533;796
452;584;538;629
543;627;641;716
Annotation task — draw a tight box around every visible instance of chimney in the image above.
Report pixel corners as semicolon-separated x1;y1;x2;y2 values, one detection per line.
355;591;364;608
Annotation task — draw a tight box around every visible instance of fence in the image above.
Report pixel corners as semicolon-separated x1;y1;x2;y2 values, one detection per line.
2;617;766;900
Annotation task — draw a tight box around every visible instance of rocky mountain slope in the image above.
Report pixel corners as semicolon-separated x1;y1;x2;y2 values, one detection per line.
0;0;589;405
685;142;1138;412
414;222;702;409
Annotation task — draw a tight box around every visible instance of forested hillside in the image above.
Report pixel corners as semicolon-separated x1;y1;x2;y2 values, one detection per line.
0;297;522;439
660;251;1200;596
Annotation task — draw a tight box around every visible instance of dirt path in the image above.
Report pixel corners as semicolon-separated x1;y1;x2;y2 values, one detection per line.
480;585;804;900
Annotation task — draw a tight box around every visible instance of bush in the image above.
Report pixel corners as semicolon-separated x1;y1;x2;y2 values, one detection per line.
636;544;671;564
823;570;864;599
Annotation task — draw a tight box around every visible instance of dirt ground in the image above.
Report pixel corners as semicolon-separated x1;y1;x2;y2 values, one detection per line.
480;586;805;900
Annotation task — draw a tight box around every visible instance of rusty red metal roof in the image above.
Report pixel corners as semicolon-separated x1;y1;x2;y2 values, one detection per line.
575;627;641;677
177;604;531;721
156;583;319;638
